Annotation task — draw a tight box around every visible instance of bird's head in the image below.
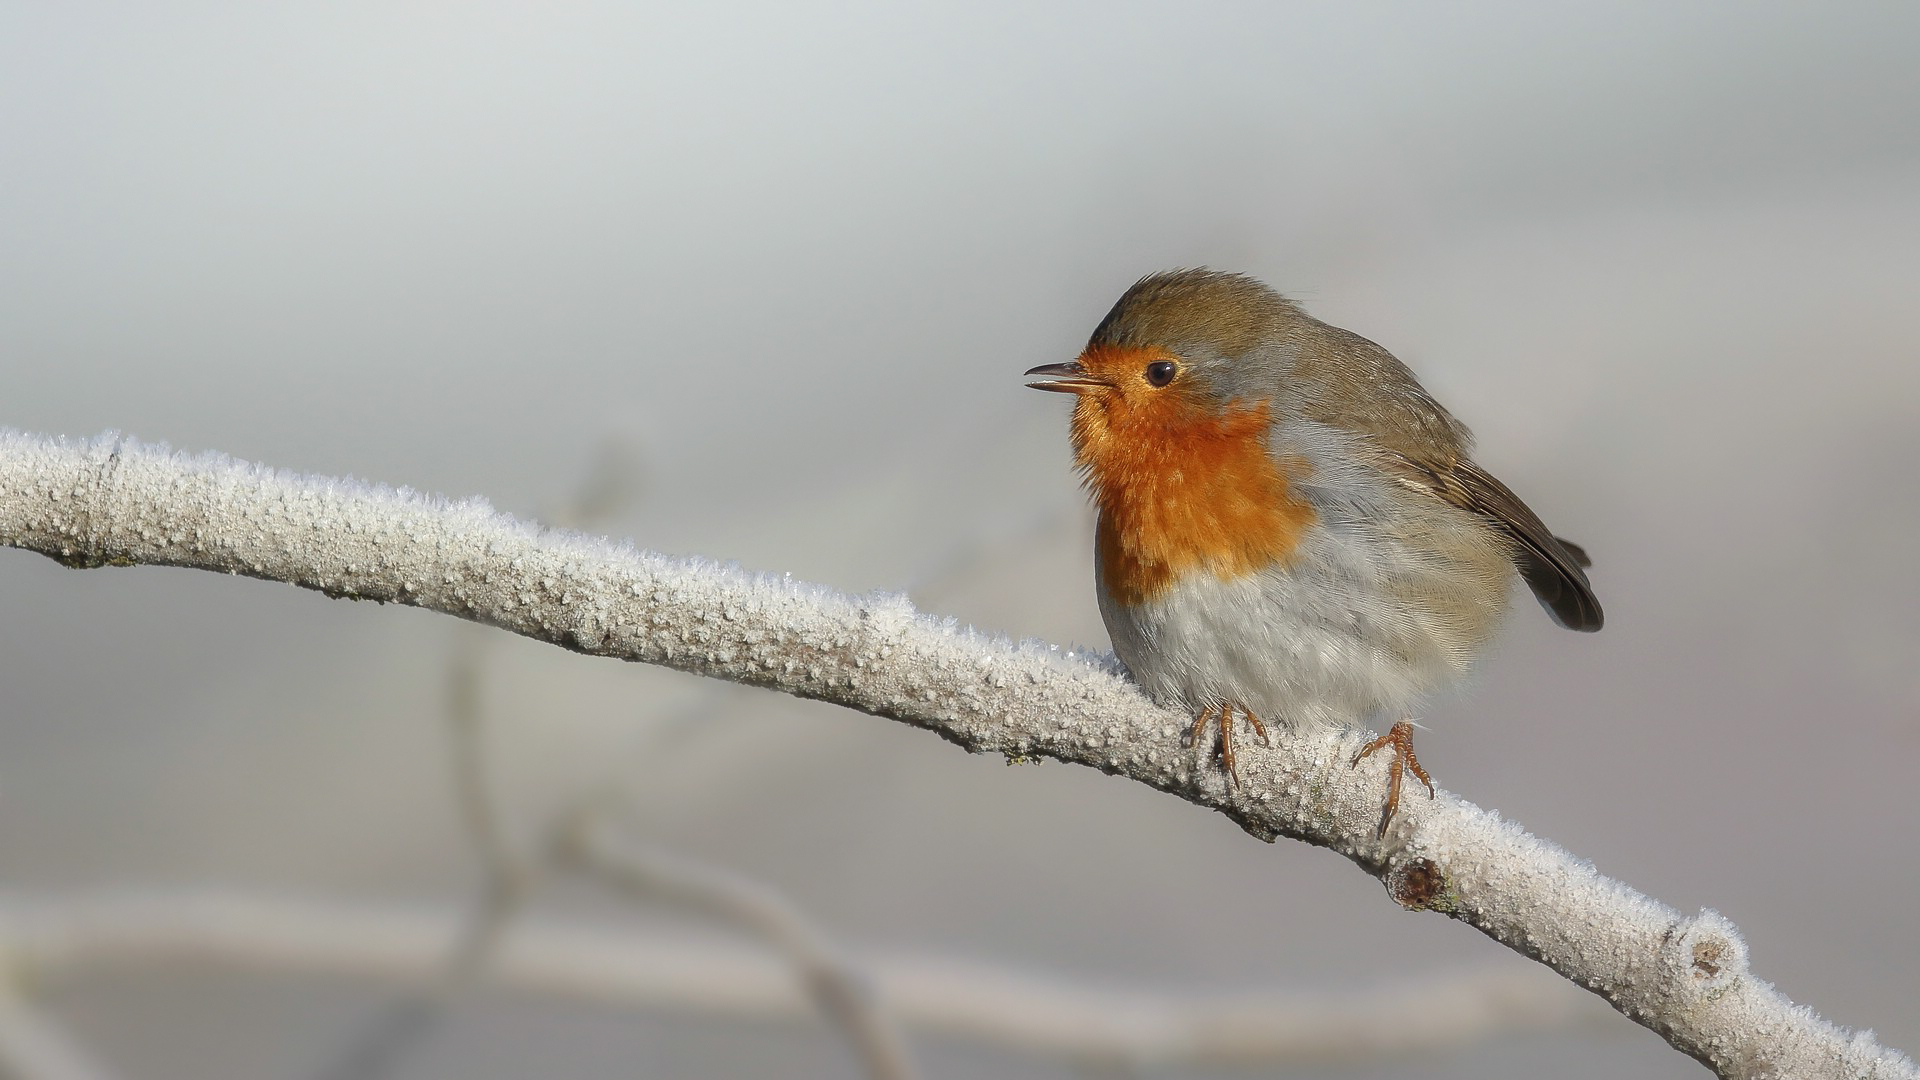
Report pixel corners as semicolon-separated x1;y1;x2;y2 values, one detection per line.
1025;269;1302;472
1023;269;1320;597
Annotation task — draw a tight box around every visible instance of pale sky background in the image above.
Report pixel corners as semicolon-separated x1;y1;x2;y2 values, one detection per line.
2;3;1917;1078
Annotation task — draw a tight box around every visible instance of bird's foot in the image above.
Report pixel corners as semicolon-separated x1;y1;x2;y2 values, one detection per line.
1186;703;1270;786
1349;720;1436;837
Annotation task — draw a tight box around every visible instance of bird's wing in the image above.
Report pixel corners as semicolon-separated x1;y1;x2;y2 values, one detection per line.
1283;319;1602;630
1393;456;1605;632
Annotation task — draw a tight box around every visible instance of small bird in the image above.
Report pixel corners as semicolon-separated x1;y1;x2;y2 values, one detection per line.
1026;269;1600;833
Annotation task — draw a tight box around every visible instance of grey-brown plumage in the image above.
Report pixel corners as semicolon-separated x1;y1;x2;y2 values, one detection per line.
1090;268;1603;632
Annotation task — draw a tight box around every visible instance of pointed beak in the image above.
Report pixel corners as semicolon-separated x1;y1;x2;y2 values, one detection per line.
1024;361;1108;394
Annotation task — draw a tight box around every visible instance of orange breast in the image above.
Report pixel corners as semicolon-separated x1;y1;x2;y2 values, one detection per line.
1074;390;1316;607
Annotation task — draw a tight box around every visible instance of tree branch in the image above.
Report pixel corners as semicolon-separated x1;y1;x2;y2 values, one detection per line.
1;430;1911;1079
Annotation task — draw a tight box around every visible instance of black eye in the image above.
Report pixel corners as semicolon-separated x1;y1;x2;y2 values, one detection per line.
1144;360;1177;387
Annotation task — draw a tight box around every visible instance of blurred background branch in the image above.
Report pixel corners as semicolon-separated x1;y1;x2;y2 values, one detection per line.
0;986;121;1080
558;827;920;1080
0;890;1607;1071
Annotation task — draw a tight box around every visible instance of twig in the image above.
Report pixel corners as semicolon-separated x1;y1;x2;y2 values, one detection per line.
303;631;535;1080
557;822;919;1080
0;431;1911;1079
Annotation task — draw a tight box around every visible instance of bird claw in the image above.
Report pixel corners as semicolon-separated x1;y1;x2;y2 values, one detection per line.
1349;720;1435;837
1188;703;1270;786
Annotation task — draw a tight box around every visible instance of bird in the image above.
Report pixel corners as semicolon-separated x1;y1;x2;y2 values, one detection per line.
1025;269;1601;834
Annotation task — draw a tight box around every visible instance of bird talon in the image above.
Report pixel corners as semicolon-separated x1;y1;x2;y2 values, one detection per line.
1190;703;1263;787
1244;708;1271;747
1185;705;1213;750
1351;721;1434;836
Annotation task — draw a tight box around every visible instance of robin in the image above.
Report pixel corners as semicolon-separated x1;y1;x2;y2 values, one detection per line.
1025;269;1601;833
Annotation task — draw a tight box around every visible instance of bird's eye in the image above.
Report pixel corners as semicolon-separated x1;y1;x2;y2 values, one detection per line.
1144;360;1177;387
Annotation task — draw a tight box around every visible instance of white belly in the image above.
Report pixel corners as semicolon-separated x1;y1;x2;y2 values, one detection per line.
1096;494;1514;730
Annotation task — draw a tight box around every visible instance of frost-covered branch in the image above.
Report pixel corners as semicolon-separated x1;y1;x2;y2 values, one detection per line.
0;890;1603;1067
0;430;1912;1079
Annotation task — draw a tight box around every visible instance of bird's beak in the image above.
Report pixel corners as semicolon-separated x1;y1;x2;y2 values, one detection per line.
1024;361;1108;394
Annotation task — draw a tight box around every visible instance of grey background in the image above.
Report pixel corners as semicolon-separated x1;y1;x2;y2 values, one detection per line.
2;3;1916;1077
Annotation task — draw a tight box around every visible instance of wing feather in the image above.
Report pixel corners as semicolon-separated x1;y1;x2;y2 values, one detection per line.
1280;316;1602;630
1446;461;1603;631
1389;456;1604;631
